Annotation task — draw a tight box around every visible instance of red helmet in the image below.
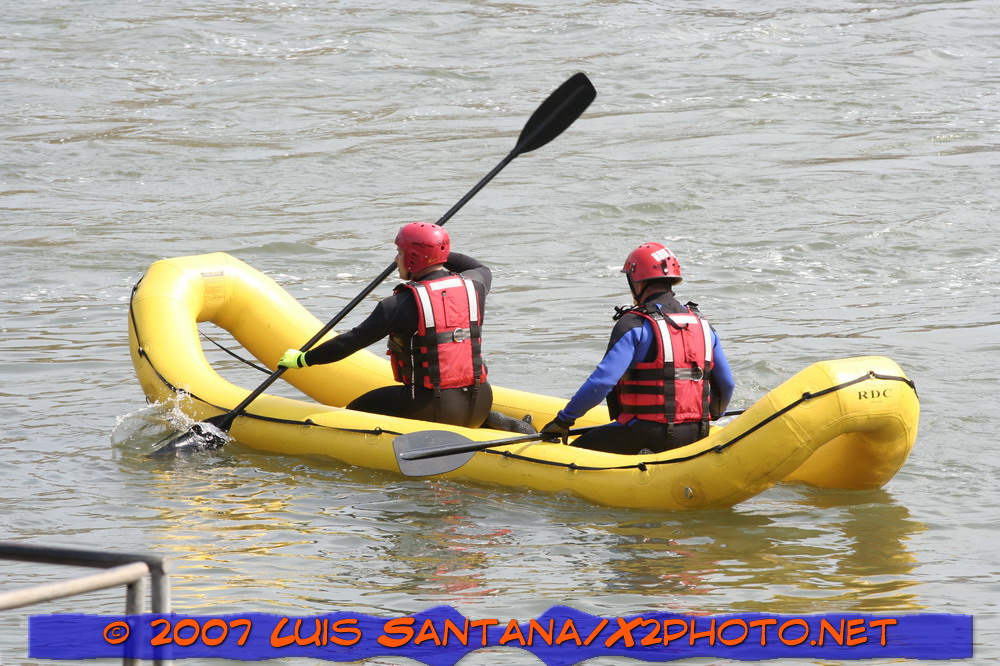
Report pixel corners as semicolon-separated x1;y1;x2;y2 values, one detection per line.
395;222;450;274
621;242;682;283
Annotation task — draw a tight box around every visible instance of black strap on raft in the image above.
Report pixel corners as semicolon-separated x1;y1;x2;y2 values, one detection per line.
476;371;917;472
200;332;272;375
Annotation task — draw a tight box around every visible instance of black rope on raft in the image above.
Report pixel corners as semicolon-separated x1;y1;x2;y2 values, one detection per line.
231;412;404;437
478;373;918;472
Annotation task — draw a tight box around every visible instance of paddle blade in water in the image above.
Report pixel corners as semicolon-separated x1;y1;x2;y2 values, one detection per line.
393;430;479;477
514;72;596;155
148;421;230;457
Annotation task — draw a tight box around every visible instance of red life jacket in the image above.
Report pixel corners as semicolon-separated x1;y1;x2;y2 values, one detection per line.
614;306;714;426
387;275;487;390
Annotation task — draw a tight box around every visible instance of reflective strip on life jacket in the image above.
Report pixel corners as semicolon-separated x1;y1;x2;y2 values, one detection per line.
651;313;713;366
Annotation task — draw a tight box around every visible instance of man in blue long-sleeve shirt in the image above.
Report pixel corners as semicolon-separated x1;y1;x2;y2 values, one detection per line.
541;242;735;455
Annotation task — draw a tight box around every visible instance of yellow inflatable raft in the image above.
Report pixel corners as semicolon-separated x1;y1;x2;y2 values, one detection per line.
128;253;919;511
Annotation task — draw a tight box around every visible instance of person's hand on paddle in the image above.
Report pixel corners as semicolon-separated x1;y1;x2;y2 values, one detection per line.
540;415;574;444
278;349;309;369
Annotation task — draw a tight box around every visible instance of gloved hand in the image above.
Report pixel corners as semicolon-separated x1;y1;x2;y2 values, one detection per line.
277;349;309;369
540;415;574;444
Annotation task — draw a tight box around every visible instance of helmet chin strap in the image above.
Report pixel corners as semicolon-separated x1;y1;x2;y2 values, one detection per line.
628;277;643;304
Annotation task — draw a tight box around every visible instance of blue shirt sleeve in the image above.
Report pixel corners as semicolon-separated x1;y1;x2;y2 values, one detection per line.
709;330;735;416
559;325;651;422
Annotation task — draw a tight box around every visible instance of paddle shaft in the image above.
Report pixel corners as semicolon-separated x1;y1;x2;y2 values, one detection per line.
399;427;594;461
212;75;596;434
214;153;520;432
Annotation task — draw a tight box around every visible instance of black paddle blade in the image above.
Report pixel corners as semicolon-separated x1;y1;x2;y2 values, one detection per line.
514;72;596;156
147;418;230;457
393;430;480;477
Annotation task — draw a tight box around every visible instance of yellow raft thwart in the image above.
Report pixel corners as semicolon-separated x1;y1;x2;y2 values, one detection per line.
128;253;919;511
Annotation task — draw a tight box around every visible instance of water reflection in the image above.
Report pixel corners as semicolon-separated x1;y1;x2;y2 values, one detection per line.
330;483;926;616
580;489;925;614
370;491;515;603
115;410;925;619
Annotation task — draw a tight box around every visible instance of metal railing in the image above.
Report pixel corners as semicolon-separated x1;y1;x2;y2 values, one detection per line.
0;541;173;666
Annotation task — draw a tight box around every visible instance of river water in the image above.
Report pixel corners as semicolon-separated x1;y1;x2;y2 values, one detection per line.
2;0;998;664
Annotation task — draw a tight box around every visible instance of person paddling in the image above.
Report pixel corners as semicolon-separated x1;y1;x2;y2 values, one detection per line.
278;223;495;428
540;242;735;454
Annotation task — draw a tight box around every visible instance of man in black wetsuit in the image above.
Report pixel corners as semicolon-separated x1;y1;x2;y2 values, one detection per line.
277;223;497;428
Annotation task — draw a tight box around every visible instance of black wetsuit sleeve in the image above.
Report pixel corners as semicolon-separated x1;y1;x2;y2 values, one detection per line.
302;292;418;366
444;252;492;293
